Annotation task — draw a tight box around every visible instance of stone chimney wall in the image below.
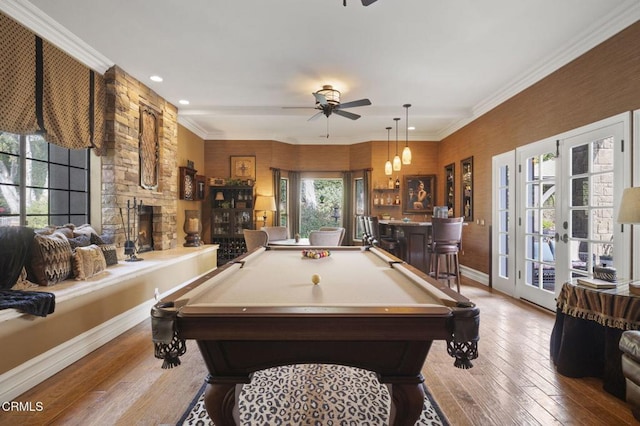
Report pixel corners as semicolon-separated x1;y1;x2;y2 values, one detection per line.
102;65;178;251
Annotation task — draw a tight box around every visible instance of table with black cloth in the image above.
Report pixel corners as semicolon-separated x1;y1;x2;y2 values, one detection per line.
550;281;640;399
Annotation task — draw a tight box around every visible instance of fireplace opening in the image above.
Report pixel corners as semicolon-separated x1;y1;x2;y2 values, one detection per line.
137;205;154;252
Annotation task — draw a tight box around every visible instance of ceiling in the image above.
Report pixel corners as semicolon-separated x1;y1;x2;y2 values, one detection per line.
4;0;640;145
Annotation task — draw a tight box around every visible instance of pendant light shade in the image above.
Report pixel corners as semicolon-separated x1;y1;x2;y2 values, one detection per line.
393;117;401;171
402;103;412;165
384;126;392;176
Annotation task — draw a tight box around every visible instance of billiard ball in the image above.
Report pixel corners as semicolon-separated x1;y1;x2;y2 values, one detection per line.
311;274;321;285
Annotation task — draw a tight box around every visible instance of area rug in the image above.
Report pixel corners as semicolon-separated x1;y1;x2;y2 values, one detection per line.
178;364;449;425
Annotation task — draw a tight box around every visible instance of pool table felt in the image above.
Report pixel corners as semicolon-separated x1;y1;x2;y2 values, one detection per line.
177;246;457;311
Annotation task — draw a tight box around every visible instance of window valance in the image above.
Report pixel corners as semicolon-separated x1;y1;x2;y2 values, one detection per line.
0;12;105;154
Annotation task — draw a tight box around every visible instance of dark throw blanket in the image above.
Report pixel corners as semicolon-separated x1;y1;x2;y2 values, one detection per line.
0;226;56;317
0;289;55;317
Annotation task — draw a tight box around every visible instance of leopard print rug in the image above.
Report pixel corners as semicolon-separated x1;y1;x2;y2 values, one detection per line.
179;364;448;425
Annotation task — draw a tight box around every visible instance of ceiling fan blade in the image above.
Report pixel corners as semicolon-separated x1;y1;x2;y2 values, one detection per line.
308;111;324;121
334;109;361;120
313;92;328;105
337;98;371;109
362;0;378;6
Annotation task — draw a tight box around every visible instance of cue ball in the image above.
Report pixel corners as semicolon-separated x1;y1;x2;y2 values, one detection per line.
311;274;321;285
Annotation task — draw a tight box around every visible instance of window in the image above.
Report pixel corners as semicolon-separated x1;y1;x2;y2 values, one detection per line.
299;178;343;237
0;131;89;228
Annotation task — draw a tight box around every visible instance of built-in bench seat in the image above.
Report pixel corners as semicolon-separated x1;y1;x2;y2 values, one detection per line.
0;244;218;402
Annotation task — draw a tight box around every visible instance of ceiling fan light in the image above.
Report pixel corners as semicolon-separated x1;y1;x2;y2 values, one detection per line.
402;146;412;164
316;85;340;106
385;160;392;175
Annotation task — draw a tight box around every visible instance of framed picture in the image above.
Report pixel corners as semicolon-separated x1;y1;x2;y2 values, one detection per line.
403;175;436;214
230;156;256;180
444;163;455;216
179;166;196;201
461;156;473;221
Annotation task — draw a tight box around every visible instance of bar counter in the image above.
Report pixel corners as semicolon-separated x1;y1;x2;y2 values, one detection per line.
379;220;432;273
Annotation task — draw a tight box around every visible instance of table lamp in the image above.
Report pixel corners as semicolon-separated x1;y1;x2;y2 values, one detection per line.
214;191;224;207
618;187;640;284
254;195;276;226
618;187;640;224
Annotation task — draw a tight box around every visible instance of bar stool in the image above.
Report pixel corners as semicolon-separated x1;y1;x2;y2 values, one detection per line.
428;217;463;292
363;216;374;246
369;216;400;257
357;215;368;246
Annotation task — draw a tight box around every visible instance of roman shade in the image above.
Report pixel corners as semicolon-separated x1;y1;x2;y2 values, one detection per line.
0;12;106;154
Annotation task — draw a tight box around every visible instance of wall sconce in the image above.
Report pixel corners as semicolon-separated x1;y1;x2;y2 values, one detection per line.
254;195;276;226
402;103;412;165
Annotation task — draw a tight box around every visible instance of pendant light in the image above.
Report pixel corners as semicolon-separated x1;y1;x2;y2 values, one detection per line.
402;103;412;165
393;117;401;171
384;126;392;175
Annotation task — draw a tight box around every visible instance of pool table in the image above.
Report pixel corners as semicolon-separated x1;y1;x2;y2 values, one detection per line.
152;246;479;425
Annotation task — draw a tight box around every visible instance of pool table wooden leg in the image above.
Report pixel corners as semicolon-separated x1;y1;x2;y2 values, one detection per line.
389;381;426;425
203;380;237;426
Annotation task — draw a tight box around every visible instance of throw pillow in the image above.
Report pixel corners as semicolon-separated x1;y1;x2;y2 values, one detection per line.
89;233;106;245
72;244;107;280
67;234;92;249
28;233;73;286
53;227;74;239
73;224;98;237
99;244;118;266
10;267;36;290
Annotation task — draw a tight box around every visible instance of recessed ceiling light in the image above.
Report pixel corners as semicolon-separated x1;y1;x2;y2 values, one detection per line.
150;75;163;82
408;126;415;130
179;100;190;105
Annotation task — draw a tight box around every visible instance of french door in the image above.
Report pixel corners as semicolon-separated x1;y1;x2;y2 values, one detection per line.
497;113;630;310
491;151;515;296
516;139;559;308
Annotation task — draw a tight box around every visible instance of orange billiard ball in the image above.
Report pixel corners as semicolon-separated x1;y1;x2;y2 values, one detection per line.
311;274;321;285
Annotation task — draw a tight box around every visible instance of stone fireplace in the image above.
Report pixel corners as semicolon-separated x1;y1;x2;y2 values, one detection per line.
100;65;179;254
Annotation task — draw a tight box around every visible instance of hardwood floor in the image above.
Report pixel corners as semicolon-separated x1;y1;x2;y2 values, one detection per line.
2;279;637;425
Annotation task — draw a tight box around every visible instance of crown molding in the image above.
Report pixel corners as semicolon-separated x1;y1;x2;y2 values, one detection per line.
437;0;640;141
0;0;113;73
177;116;210;140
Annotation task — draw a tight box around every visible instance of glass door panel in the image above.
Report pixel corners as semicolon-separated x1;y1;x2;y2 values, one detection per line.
563;125;627;282
492;151;515;296
517;139;558;308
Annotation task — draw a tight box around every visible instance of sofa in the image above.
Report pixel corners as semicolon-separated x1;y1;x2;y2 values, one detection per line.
620;330;640;420
0;224;116;316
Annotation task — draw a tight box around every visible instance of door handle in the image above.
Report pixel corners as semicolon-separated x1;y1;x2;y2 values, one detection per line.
555;233;568;243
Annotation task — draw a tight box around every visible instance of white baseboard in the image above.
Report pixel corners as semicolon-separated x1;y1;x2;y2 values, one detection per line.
0;298;154;403
460;265;489;286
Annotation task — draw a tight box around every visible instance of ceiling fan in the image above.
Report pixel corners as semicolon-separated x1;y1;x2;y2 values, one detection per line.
308;85;372;122
343;0;378;6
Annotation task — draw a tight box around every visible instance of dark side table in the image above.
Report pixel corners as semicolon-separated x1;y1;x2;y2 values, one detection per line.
550;280;640;399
